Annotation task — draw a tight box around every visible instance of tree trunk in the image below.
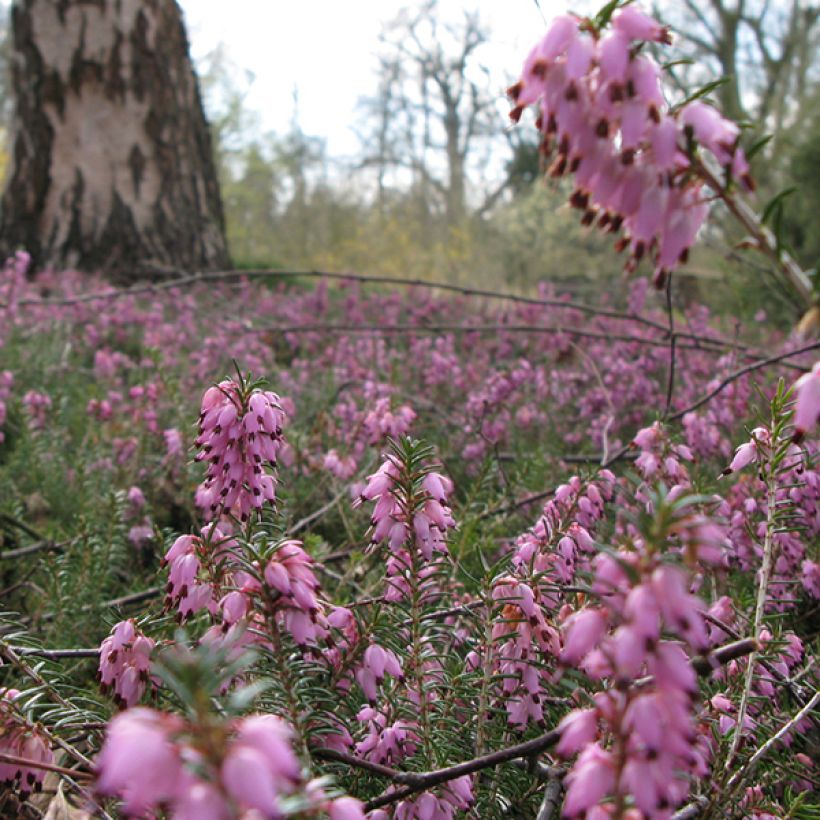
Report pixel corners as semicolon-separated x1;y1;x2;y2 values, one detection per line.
0;0;230;278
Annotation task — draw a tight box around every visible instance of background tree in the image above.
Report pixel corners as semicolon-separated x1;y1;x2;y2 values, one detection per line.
357;1;503;228
0;0;229;277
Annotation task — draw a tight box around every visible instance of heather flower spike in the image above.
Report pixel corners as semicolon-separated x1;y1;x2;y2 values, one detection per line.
195;374;288;521
508;4;751;286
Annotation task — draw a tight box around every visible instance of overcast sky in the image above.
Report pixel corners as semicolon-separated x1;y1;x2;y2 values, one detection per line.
178;1;575;158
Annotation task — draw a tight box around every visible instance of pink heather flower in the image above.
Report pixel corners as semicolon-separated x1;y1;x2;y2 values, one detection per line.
0;689;54;797
22;390;51;430
221;715;301;813
556;708;599;757
96;708;185;814
98;620;156;707
164;427;185;459
508;7;748;285
652;566;708;651
328;796;367;819
262;540;329;646
563;743;616;816
560;607;607;665
126;485;145;509
324;448;358;479
355;707;420;765
720;426;769;476
802;559;820;598
612;4;672;43
361;453;455;561
172;777;231;820
128;521;154;548
195;380;287;521
394;775;473;818
356;643;404;703
162;524;238;619
792;362;820;443
680;101;739;164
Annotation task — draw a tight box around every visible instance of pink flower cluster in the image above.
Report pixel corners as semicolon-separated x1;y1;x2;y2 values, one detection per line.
98;620;156;707
632;421;693;490
96;707;365;818
508;6;751;285
484;471;615;728
358;453;456;602
386;775;474;820
0;688;53;797
261;539;330;646
355;706;420;765
0;251;30;345
162;523;238;619
195;379;287;521
554;502;725;816
22;390;51;431
360;456;455;559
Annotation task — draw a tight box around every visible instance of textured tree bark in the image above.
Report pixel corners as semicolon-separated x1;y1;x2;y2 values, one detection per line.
0;0;230;278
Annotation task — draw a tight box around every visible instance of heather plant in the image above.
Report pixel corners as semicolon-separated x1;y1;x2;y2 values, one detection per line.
0;4;818;819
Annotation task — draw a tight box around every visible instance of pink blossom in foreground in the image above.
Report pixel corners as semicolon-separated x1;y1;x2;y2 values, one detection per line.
96;707;364;818
96;708;184;814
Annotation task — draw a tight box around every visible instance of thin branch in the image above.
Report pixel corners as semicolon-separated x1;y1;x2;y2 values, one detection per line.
724;689;820;793
286;487;348;536
0;752;91;780
702;612;814;708
727;453;778;768
591;343;820;469
11;647;99;659
667;341;820;422
536;776;564;820
364;727;562;810
2;267;686;335
351;637;756;811
312;748;404;780
98;585;163;610
0;539;66;561
690;637;758;675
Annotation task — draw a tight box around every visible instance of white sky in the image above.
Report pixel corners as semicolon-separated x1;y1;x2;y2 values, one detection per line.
179;1;576;158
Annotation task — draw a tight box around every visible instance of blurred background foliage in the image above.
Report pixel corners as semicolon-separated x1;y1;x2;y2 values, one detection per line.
0;0;816;319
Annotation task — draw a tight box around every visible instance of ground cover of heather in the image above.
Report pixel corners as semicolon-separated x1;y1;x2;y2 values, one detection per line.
0;251;817;818
1;3;819;818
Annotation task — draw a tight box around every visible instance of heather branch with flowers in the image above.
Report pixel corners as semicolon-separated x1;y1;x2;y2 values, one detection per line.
0;3;817;819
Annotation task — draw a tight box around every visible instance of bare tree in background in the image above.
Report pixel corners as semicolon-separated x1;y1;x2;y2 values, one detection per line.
663;1;819;150
357;1;503;227
0;0;229;277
